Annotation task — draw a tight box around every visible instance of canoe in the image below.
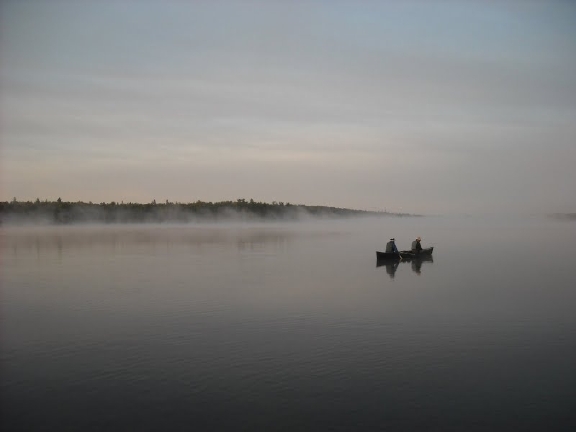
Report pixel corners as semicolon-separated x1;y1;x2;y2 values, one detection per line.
376;247;434;262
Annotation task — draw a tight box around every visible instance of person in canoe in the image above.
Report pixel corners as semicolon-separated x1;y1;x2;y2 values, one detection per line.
411;236;423;253
385;238;399;254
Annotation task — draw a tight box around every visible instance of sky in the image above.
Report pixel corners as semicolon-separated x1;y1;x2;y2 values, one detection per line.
1;0;575;215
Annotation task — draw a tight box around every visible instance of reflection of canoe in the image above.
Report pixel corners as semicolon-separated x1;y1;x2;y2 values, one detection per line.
376;247;434;262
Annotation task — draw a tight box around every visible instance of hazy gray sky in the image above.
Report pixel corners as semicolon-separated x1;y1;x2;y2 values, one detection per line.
1;0;575;214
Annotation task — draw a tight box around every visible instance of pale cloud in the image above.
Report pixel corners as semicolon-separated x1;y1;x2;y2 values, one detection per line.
1;0;575;214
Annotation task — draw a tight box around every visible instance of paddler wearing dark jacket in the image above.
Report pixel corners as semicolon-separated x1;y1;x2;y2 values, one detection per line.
411;236;423;253
385;238;399;254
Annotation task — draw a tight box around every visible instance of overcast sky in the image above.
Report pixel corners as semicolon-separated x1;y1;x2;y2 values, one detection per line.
1;1;575;215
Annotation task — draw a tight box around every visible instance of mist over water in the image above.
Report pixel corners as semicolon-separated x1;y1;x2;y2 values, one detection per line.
2;216;575;431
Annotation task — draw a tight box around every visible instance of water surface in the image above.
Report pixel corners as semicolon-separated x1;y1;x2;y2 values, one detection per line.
2;217;575;431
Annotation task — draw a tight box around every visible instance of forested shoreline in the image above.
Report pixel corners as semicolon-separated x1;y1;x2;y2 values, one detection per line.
0;198;414;225
550;213;576;220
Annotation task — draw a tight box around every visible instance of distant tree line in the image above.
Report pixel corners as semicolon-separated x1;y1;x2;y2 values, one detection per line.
550;213;576;221
0;198;414;225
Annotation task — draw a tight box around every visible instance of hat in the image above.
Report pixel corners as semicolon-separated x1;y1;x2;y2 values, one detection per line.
416;236;421;241
390;238;395;241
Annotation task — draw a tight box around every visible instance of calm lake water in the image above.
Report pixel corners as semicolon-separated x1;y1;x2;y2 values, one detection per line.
1;217;575;431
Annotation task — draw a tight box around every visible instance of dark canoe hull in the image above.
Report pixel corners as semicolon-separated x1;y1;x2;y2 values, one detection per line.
376;247;434;262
